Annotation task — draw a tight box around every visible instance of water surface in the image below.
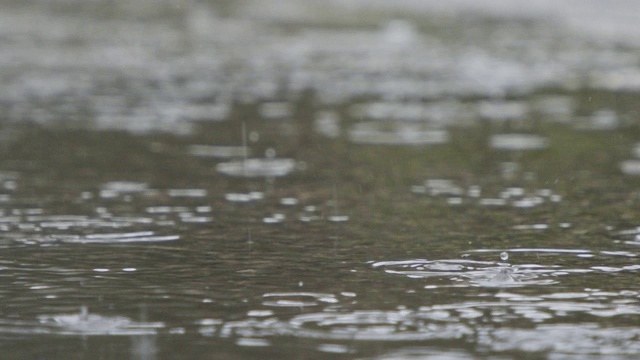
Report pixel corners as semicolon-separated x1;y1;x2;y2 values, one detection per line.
2;1;640;359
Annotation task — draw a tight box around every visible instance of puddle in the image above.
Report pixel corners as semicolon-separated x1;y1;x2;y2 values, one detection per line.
2;0;640;359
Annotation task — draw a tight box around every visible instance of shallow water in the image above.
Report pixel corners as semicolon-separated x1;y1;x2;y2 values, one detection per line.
2;1;640;359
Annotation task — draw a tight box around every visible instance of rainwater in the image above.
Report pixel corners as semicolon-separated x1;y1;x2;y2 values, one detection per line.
2;1;640;358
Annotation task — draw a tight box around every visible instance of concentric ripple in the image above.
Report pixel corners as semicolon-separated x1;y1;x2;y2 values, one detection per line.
372;258;558;288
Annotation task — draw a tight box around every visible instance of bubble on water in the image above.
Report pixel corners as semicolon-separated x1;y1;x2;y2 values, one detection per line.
500;252;509;261
265;148;276;159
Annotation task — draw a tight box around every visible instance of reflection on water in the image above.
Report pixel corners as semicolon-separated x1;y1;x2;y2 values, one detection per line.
2;0;640;359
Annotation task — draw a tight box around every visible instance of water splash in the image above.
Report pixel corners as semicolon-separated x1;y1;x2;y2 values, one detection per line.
373;258;558;288
36;307;164;336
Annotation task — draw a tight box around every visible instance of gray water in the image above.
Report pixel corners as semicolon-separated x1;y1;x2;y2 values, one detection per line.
2;1;640;359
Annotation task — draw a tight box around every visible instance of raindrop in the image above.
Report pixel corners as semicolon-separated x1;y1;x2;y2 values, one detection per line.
500;252;509;261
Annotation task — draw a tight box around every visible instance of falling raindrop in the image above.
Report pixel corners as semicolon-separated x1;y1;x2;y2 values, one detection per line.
500;252;509;261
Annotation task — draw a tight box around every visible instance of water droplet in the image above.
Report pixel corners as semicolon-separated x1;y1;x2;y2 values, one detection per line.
500;252;509;261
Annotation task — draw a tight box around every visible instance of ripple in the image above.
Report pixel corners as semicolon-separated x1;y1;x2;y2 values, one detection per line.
489;133;549;151
167;189;207;198
0;307;165;336
481;324;640;355
216;158;296;178
225;191;264;203
349;122;449;146
99;181;151;198
62;231;180;244
262;292;339;307
236;337;271;347
412;178;562;208
477;100;529;121
286;310;472;341
187;145;248;158
373;259;558;288
9;231;179;245
620;159;640;176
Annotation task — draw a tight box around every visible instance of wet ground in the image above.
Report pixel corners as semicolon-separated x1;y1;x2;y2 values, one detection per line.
2;1;640;359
